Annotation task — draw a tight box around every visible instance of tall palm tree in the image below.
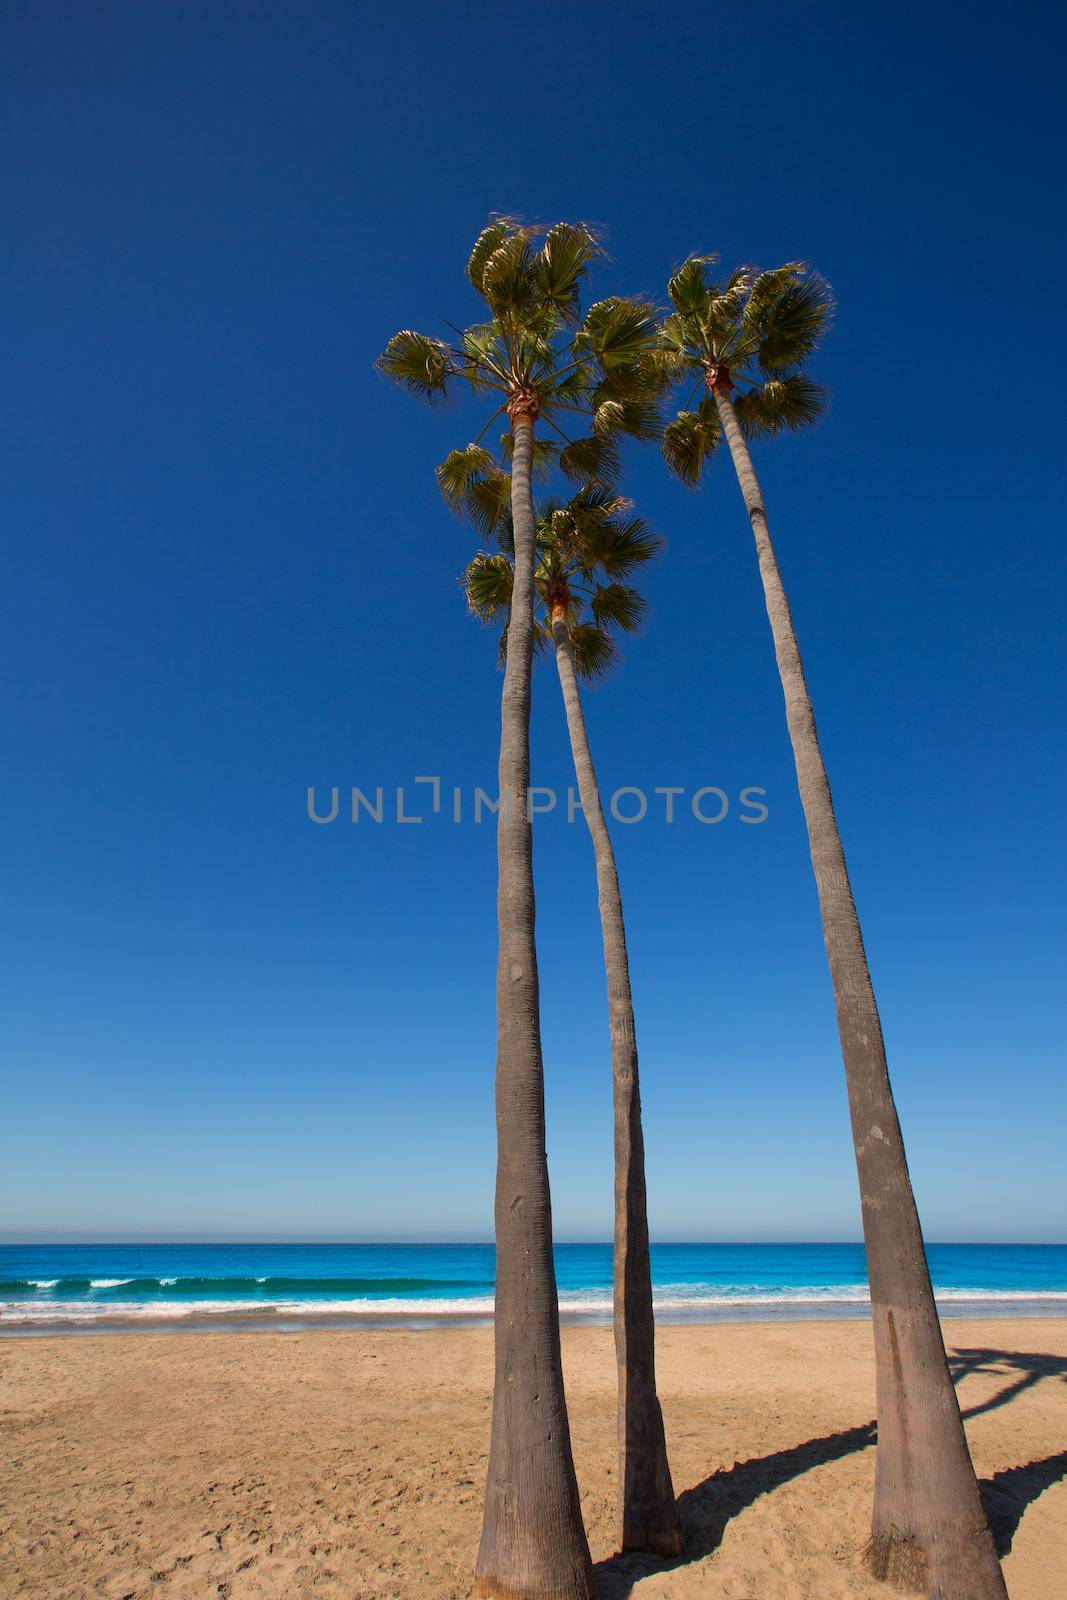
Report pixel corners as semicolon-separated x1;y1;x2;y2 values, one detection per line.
657;257;1007;1600
464;486;683;1557
377;218;662;1600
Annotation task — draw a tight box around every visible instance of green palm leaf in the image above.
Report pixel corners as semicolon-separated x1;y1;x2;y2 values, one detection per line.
741;262;805;332
734;374;829;437
592;582;646;634
568;622;618;681
436;445;496;514
550;366;595;406
465;468;513;542
656;311;702;374
592;389;663;441
667;255;717;317
576;297;660;370
461;321;509;376
464;551;515;620
558;432;622;488
480;228;538;317
532;223;600;323
589;515;662;576
375;329;453;405
661;400;721;486
563;482;624;517
466;218;518;293
756;274;834;375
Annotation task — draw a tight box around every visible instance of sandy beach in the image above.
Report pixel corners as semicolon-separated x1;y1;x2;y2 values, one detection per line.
0;1318;1063;1599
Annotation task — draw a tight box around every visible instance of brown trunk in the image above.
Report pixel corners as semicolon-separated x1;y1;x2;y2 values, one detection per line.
551;611;683;1558
712;386;1007;1599
474;415;598;1600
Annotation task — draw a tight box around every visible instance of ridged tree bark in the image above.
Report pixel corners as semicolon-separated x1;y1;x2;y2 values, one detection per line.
712;383;1006;1599
551;610;683;1558
474;408;598;1600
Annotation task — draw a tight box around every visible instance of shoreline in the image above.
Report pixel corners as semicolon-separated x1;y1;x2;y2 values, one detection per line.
4;1297;1067;1337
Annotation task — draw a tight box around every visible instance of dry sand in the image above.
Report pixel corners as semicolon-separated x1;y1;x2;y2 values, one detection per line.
1;1318;1064;1599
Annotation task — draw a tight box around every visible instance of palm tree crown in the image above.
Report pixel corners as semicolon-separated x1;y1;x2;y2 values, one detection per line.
658;255;834;483
464;486;661;678
376;217;665;496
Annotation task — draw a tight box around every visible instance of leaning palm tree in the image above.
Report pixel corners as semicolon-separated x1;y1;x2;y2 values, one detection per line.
377;218;662;1600
657;257;1006;1600
464;486;683;1557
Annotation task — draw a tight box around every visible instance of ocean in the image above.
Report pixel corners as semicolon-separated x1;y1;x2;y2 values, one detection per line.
2;1241;1065;1333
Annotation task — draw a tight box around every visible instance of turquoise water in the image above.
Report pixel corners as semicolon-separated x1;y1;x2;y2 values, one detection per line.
2;1242;1066;1332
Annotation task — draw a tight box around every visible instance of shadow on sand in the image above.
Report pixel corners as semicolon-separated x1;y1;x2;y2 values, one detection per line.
594;1345;1067;1598
951;1345;1067;1422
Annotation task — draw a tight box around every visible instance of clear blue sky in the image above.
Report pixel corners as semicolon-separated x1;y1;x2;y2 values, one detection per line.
3;0;1064;1243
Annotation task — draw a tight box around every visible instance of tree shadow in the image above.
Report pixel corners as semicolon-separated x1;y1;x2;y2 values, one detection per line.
595;1420;876;1598
980;1450;1067;1555
595;1344;1067;1597
949;1345;1067;1422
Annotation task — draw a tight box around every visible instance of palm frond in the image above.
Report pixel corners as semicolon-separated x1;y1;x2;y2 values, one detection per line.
564;482;626;517
756;272;834;375
588;514;662;576
704;268;752;349
514;308;558;368
558;432;622;488
661;400;721;486
480;229;538;318
461;321;508;374
667;254;718;316
532;222;600;324
464;551;514;621
592;397;624;436
656;312;703;373
568;622;619;681
741;262;805;333
592;582;646;634
594;355;669;399
547;365;595;406
436;444;495;514
467;219;518;294
576;296;660;370
464;468;513;542
376;329;454;406
735;375;828;437
592;392;663;441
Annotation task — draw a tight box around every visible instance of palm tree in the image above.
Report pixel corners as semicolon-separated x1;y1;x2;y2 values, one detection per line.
464;486;683;1557
377;218;662;1600
657;257;1007;1599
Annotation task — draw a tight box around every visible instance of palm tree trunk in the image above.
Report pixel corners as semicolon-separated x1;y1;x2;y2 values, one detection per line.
550;612;683;1558
474;412;598;1600
556;611;681;1548
712;385;1006;1599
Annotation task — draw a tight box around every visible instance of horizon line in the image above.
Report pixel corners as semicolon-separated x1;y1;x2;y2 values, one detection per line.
2;1235;1064;1248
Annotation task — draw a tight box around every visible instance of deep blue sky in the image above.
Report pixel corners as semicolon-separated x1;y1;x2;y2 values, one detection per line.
3;1;1064;1242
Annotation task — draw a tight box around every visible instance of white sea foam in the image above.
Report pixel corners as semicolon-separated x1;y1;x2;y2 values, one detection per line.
30;1280;59;1289
3;1284;1067;1329
4;1270;1067;1328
